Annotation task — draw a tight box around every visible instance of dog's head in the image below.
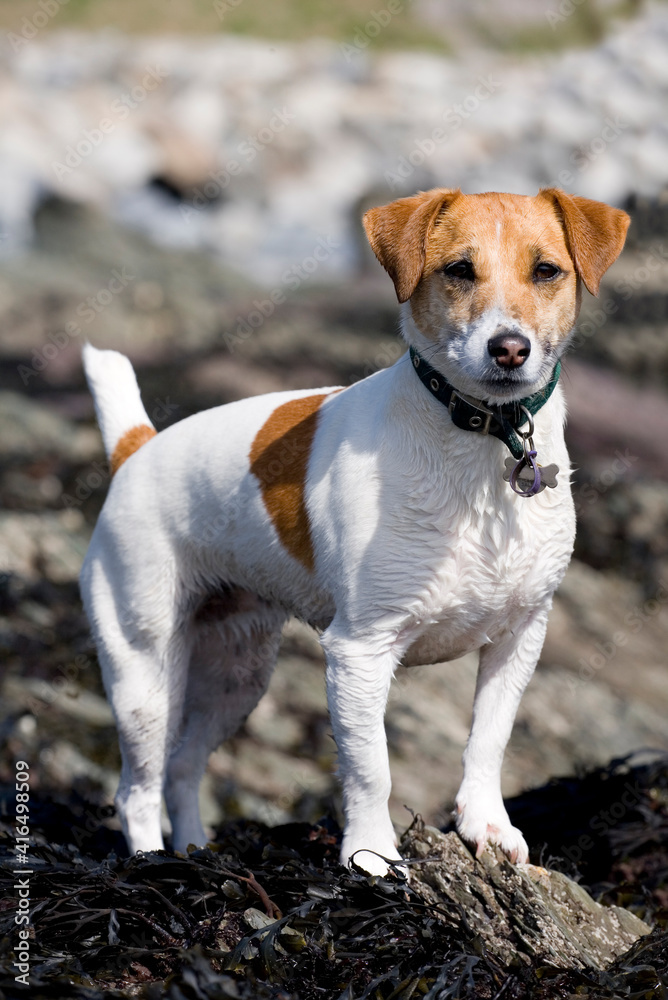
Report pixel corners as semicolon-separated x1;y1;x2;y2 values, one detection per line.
363;188;630;402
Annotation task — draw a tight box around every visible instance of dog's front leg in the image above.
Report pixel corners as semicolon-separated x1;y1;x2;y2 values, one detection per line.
321;626;403;876
455;604;551;864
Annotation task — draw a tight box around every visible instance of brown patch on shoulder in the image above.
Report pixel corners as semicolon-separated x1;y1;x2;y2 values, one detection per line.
110;424;157;476
250;393;335;571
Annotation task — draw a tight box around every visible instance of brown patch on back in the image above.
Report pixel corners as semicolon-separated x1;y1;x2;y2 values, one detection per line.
250;393;333;571
110;424;157;476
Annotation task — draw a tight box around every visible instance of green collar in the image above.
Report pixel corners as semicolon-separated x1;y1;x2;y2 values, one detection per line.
408;347;561;460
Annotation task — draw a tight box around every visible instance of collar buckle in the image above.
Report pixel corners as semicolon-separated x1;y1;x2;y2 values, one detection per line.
448;390;494;435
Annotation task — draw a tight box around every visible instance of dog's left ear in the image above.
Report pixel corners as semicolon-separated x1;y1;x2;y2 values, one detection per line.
363;188;460;303
539;188;630;296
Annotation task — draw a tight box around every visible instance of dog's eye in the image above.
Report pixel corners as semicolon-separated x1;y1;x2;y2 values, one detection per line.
534;262;561;281
443;260;475;281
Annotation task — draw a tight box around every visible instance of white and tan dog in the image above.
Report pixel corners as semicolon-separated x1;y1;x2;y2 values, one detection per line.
81;187;629;875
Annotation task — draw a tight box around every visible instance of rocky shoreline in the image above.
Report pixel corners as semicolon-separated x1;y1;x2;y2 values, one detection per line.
1;7;667;284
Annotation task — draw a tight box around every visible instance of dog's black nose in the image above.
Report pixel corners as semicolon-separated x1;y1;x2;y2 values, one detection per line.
487;332;531;368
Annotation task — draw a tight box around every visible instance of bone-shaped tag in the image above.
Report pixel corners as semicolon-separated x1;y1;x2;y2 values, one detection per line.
502;457;559;494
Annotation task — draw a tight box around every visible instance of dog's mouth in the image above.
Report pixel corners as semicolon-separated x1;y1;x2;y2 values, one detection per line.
474;366;536;399
471;370;559;408
481;372;532;393
425;335;558;405
483;369;529;386
475;351;558;402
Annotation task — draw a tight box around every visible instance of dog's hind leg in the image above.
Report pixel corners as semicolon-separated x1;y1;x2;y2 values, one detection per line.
81;527;200;855
164;590;286;854
84;589;193;854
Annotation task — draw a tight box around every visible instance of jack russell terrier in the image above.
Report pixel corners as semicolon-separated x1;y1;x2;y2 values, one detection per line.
81;187;629;876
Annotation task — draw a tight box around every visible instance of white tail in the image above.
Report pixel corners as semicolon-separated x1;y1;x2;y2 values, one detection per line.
82;344;155;460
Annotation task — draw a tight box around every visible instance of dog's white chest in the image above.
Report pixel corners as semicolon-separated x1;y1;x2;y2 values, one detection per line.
399;495;572;667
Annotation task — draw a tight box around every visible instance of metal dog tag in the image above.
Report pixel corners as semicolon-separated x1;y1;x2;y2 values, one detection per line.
503;456;559;494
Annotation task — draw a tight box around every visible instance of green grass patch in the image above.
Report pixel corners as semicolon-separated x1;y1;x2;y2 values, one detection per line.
1;0;663;56
1;0;448;52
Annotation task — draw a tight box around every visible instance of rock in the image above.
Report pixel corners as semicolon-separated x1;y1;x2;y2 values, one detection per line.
145;119;219;195
38;740;118;800
562;358;668;478
402;821;651;971
0;509;90;583
1;9;667;284
2;675;113;727
0;392;99;462
186;355;287;401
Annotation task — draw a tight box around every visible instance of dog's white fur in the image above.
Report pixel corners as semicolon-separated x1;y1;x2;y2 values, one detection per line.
80;188;629;875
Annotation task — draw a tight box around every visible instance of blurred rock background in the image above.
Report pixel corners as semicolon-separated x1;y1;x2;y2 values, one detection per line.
0;0;667;845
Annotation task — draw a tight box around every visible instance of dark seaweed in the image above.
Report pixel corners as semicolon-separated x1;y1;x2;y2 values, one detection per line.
1;755;666;1000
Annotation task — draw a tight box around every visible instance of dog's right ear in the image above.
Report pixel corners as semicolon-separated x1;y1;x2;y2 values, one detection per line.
539;188;630;296
363;188;461;303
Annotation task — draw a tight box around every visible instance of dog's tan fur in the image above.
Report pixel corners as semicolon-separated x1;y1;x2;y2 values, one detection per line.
249;393;333;571
110;424;157;476
364;188;629;363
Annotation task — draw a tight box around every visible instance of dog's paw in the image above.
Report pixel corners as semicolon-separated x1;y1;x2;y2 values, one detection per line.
341;835;407;877
455;801;529;864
